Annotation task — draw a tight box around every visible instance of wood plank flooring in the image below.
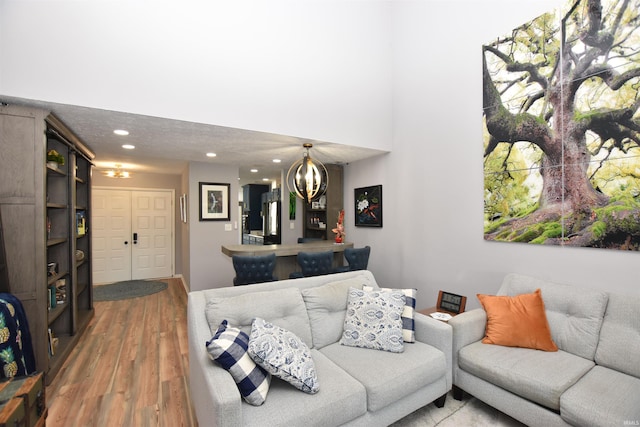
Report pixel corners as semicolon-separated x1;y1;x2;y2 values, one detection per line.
45;278;197;427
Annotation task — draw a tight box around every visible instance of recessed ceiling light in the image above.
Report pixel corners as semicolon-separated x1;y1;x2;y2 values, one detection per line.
114;129;129;136
206;152;217;158
250;169;258;173
273;159;281;163
122;144;135;150
262;178;270;181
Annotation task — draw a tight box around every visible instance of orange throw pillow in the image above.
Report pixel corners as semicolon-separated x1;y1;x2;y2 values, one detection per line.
477;289;558;352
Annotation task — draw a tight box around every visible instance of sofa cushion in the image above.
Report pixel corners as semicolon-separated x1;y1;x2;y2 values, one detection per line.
340;287;405;353
206;320;271;406
594;293;640;378
458;341;594;410
477;289;558;351
301;276;374;349
560;365;640;427
320;340;446;412
363;285;416;343
205;287;313;348
248;318;319;394
240;350;367;427
498;273;608;360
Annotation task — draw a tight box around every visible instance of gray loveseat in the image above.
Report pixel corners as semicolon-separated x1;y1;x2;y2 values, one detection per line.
188;270;452;427
450;273;640;427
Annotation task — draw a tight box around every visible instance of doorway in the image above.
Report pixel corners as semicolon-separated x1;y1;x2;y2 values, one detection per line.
92;188;174;284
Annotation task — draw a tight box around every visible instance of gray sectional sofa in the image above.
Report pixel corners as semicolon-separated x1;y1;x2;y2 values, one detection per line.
450;273;640;427
188;270;452;427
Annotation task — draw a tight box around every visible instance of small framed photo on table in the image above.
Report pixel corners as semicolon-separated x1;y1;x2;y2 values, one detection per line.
199;182;230;221
436;291;467;314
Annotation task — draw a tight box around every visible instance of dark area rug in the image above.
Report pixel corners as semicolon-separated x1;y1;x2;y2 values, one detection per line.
93;280;168;301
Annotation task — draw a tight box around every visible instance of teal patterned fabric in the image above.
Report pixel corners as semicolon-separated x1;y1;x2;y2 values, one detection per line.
340;287;405;353
248;317;319;394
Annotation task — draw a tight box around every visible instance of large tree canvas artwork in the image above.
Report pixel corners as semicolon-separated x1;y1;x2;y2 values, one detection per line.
483;0;640;250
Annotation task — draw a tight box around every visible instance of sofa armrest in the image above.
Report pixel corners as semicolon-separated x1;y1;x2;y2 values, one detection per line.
414;312;453;389
448;308;487;384
188;291;244;427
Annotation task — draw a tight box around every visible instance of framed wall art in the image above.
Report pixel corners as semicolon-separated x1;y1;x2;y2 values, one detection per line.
179;194;187;223
199;182;230;221
354;185;382;227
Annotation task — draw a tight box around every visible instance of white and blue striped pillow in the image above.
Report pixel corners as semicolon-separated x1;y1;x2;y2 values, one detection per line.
206;320;271;406
363;286;416;342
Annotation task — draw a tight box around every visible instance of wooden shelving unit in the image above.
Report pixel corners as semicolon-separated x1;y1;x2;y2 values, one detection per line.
303;164;343;240
0;105;94;384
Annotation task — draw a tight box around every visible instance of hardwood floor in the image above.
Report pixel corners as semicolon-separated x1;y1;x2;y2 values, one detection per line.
45;278;197;426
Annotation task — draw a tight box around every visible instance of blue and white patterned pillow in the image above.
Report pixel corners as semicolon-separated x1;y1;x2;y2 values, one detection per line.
248;317;319;394
363;286;416;343
206;320;271;406
340;287;405;353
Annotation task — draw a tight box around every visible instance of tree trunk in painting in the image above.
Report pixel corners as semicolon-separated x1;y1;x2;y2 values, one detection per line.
483;0;640;249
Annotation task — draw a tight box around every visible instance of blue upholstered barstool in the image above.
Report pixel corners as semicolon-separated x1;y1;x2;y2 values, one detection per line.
334;246;371;273
289;250;334;279
232;253;278;285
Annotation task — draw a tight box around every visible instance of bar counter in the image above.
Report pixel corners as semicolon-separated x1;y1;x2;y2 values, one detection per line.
222;240;354;280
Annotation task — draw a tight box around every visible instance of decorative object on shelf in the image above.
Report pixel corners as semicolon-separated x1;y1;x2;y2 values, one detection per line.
47;262;57;277
332;209;345;243
355;185;383;227
46;149;64;169
103;164;131;178
199;182;231;221
76;211;86;236
287;143;328;203
75;250;84;261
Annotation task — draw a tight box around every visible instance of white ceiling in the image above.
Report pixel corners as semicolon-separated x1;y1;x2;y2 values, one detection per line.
2;96;387;185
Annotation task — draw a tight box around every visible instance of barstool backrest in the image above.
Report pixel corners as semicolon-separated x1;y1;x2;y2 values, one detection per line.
232;253;278;285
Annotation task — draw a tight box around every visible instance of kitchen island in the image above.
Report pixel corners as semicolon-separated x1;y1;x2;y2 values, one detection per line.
222;240;354;280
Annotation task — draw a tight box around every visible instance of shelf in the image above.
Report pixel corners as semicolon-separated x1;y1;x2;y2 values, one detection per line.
2;106;95;386
46;165;66;177
47;203;67;209
77;281;89;295
46;237;67;247
47;271;68;286
47;302;67;324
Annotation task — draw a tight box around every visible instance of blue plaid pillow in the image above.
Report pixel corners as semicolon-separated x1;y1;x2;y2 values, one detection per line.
206;320;271;406
364;286;416;342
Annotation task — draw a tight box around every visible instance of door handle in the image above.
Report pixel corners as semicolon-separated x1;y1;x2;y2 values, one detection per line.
133;232;138;244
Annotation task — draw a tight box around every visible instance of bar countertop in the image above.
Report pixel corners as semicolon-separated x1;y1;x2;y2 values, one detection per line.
221;240;354;257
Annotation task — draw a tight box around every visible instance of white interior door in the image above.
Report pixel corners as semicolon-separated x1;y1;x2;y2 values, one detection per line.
131;190;173;280
92;189;132;284
92;188;174;284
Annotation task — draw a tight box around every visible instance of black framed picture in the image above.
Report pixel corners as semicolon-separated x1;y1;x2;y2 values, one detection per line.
199;182;230;221
354;185;382;227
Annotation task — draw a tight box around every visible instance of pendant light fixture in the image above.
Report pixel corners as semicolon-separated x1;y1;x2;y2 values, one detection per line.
287;143;328;204
104;164;131;178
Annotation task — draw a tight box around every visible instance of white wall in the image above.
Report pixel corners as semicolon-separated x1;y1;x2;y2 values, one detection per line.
0;0;393;151
187;161;239;291
4;0;640;302
345;0;639;310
